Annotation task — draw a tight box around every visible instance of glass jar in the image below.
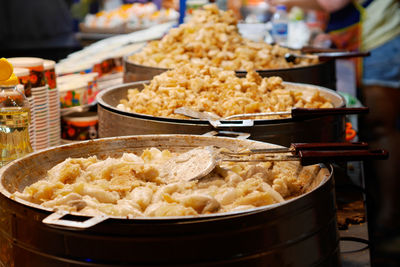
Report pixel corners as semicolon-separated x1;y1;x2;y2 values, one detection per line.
0;85;33;167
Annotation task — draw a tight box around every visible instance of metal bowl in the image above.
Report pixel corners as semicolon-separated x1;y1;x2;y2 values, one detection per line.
0;135;339;266
124;55;337;89
97;81;346;146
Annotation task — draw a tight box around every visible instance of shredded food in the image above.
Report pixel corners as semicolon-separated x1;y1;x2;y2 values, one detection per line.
129;4;318;70
14;147;325;218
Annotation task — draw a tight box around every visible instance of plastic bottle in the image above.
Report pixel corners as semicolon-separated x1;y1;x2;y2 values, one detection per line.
0;60;32;167
271;5;289;46
0;85;33;167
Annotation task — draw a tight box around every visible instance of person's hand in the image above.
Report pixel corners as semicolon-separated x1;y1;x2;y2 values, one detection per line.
311;33;332;48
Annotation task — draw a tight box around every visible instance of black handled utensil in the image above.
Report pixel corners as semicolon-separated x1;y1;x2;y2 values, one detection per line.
285;51;371;63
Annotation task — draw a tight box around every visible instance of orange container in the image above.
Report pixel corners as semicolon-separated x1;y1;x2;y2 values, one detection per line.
13;68;32;97
8;57;46;88
43;60;57;89
61;112;98;141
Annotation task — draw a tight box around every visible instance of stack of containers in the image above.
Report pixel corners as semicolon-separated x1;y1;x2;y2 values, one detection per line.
9;57;49;150
61;112;98;143
44;60;61;147
57;73;100;143
13;67;35;150
84;72;99;104
58;72;99;108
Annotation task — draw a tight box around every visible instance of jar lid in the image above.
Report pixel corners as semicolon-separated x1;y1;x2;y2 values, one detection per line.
59;81;88;92
81;72;99;81
13;67;30;77
0;73;18;86
56;62;93;75
43;59;56;70
62;111;98;122
58;73;99;85
8;57;44;68
0;58;14;81
57;74;84;85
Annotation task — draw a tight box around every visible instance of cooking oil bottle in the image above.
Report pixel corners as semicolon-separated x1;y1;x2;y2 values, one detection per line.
0;58;32;167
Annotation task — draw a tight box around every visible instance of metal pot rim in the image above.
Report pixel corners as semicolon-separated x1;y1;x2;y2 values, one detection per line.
123;53;332;73
0;134;333;222
96;81;345;125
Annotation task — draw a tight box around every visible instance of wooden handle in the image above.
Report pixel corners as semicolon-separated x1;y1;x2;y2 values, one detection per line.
291;142;369;153
299;149;389;166
291;107;369;119
317;51;371;61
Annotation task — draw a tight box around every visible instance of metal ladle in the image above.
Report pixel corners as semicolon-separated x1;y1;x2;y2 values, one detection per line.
168;143;388;182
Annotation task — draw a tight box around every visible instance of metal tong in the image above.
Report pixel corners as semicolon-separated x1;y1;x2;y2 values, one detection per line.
220;142;388;166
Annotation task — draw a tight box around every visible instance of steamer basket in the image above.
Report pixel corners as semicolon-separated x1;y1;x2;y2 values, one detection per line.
0;135;339;266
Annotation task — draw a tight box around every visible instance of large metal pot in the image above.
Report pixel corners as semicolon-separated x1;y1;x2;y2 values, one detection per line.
0;135;339;266
97;81;346;146
123;56;337;90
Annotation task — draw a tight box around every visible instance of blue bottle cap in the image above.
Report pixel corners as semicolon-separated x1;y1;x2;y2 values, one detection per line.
276;5;286;11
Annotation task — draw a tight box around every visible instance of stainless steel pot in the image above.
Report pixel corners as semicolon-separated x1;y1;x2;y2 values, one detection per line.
97;81;346;146
123;56;337;90
0;135;339;266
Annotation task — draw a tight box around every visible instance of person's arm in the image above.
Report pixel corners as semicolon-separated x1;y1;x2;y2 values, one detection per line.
317;0;351;12
267;0;325;11
267;0;351;12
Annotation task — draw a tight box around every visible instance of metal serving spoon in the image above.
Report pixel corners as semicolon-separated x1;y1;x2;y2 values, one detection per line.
160;146;218;183
174;106;369;127
169;143;388;182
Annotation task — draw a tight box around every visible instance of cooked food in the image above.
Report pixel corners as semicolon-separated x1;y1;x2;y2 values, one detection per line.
14;147;325;218
130;4;318;70
117;64;334;119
